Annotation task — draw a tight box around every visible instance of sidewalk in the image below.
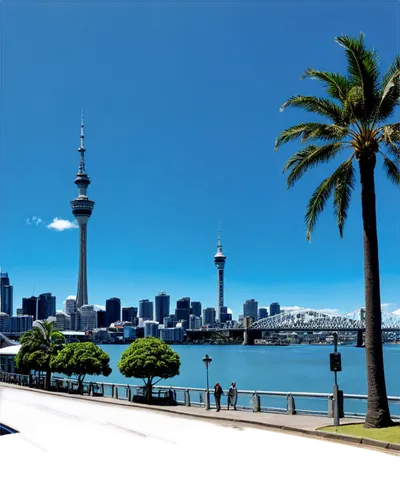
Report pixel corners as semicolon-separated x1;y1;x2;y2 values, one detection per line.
123;398;360;431
0;383;356;432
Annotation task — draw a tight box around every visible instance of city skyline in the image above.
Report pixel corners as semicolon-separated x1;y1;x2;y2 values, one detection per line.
0;3;399;319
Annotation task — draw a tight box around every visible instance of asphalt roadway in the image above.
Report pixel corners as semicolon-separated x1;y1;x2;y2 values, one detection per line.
0;384;400;463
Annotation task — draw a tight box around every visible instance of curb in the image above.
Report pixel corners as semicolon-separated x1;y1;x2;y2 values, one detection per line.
1;383;398;454
314;431;400;451
314;431;362;444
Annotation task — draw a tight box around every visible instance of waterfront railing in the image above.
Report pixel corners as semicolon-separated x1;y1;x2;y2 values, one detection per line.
0;371;399;420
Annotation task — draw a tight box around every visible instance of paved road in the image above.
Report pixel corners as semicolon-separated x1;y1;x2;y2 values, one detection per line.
0;385;400;457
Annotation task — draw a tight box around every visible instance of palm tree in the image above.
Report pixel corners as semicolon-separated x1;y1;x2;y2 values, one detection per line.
17;320;65;389
275;34;398;428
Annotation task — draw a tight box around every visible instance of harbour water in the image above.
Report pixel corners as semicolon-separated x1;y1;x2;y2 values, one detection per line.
84;344;400;405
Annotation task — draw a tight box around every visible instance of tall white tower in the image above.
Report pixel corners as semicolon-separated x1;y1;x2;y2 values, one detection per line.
214;230;226;322
70;113;95;308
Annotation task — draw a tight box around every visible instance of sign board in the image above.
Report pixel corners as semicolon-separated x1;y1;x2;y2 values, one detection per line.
330;352;342;372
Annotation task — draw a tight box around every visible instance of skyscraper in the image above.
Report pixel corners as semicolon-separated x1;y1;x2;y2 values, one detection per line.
144;321;159;338
243;299;258;322
189;314;201;330
55;312;71;331
258;308;268;319
220;306;232;324
270;302;281;316
106;298;121;325
10;315;33;333
0;272;13;316
70;113;95;308
65;296;77;315
155;292;170;324
214;230;226;322
139;299;153;321
122;307;138;323
175;297;190;322
22;296;38;320
203;307;216;327
38;293;56;320
97;310;107;328
190;301;202;317
79;305;97;331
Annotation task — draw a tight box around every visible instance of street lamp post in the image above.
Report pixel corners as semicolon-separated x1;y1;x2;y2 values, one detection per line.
202;354;212;410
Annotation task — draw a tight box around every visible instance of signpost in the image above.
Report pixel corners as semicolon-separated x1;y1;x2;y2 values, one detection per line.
330;333;341;426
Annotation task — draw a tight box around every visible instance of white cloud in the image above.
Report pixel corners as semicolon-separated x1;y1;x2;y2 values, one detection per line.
26;216;43;226
381;303;396;309
280;306;341;316
93;305;105;311
47;218;78;231
392;309;400;316
281;306;303;312
316;308;340;316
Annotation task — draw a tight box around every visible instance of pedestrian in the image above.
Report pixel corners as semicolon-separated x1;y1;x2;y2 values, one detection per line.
228;381;238;410
214;382;223;412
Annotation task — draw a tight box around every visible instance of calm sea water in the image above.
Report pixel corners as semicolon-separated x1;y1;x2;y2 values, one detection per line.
83;344;400;415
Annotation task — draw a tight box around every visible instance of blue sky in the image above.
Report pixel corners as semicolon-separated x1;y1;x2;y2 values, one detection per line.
0;1;399;318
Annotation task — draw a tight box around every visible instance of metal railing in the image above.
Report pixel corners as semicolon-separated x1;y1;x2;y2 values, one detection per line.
1;372;399;420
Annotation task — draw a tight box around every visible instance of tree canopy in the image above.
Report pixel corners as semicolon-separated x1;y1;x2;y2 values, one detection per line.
118;338;180;403
275;33;399;241
15;320;65;384
50;342;112;388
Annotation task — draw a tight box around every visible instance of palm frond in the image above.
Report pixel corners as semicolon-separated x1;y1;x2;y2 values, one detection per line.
333;156;356;236
305;175;336;241
385;143;400;162
301;69;352;102
343;86;365;122
376;56;400;122
280;95;346;125
335;33;380;120
379;123;400;146
380;151;400;185
275;122;348;150
285;143;344;187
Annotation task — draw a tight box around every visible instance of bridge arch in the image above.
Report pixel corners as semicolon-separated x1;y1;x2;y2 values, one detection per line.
251;308;400;331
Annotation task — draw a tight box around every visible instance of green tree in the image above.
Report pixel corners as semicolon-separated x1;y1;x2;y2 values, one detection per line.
50;342;112;392
275;34;399;428
15;320;65;389
118;338;181;404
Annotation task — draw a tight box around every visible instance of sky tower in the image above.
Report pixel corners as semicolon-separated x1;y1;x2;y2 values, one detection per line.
70;113;95;308
214;230;226;322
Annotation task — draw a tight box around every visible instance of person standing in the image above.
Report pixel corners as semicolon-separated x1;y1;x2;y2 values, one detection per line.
214;382;223;412
228;381;238;410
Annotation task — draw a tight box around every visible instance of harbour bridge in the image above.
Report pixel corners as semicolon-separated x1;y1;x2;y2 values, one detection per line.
187;308;400;345
251;308;400;331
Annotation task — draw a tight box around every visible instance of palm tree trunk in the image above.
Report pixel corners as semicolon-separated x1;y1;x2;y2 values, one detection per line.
46;369;51;391
359;156;393;428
